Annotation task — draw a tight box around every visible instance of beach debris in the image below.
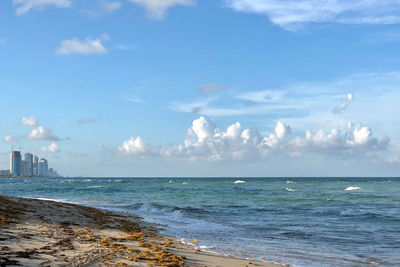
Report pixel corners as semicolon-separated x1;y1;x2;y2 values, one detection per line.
192;238;198;244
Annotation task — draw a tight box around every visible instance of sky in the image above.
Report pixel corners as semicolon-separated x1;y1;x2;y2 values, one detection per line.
1;0;400;177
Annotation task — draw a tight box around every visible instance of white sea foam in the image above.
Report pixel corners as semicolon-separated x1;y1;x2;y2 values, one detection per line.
285;188;295;192
83;179;92;182
345;186;361;191
86;185;105;188
286;180;295;184
234;180;246;184
182;182;188;185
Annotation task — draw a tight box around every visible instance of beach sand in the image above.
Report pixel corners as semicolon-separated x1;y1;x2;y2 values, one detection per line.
0;195;282;267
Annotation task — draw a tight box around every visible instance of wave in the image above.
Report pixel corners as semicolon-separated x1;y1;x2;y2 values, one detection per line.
86;185;106;188
345;187;361;191
286;180;295;184
234;180;246;184
285;188;295;192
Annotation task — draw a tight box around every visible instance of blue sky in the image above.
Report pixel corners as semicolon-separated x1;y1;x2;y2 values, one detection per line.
1;0;400;177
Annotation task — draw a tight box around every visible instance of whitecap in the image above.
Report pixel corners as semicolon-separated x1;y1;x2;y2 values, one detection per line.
83;179;92;182
182;182;188;185
345;186;361;191
285;188;295;192
286;180;295;184
234;180;246;184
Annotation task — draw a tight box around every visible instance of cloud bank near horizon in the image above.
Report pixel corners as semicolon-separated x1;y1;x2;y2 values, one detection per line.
118;116;390;162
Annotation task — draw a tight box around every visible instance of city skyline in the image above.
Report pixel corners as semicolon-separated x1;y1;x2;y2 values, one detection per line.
5;148;59;177
1;1;400;177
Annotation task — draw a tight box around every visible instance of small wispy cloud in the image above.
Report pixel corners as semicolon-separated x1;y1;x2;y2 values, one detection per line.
126;95;144;104
332;93;353;114
115;44;137;51
127;0;195;19
77;116;102;124
20;116;38;126
198;82;228;94
235;90;284;104
4;135;17;144
224;0;400;31
41;142;60;153
83;0;122;18
13;0;72;15
55;34;109;55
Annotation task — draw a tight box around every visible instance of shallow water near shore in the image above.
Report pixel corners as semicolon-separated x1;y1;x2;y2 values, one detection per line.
1;177;399;266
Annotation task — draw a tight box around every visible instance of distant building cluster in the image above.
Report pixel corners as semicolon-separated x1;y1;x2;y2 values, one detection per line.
1;150;60;178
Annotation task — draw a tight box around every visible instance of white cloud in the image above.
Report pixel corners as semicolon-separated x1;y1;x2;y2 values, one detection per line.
199;83;227;94
332;93;353;114
28;126;60;141
13;0;71;15
4;135;17;144
41;142;60;153
127;0;195;19
20;116;38;126
118;117;387;161
55;35;109;55
290;122;389;155
274;121;291;139
224;0;400;30
118;136;154;156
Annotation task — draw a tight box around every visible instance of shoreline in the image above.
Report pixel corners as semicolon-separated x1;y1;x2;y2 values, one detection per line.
0;195;283;266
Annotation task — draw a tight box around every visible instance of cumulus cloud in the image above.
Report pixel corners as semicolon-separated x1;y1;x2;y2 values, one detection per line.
332;93;353;114
118;117;389;161
198;83;228;94
13;0;71;15
20;116;38;126
290;122;390;155
55;35;109;55
4;135;17;144
224;0;400;30
127;0;195;19
41;142;60;153
274;121;291;139
28;126;60;141
118;136;155;156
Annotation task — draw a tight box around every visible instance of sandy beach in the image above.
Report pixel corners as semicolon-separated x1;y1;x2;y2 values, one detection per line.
0;195;282;267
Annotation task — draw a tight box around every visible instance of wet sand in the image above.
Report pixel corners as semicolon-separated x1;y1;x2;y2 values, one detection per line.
0;195;283;266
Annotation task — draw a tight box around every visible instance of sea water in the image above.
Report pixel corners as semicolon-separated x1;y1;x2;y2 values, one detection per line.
1;177;399;266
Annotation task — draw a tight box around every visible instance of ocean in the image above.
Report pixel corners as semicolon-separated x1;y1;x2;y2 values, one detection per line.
1;177;399;266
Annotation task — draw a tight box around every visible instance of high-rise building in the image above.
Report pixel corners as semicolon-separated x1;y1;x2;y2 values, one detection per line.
21;160;30;177
24;153;33;177
33;156;39;176
38;158;48;177
10;151;22;176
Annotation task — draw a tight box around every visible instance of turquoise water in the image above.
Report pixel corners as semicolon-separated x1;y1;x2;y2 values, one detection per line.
1;177;399;266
